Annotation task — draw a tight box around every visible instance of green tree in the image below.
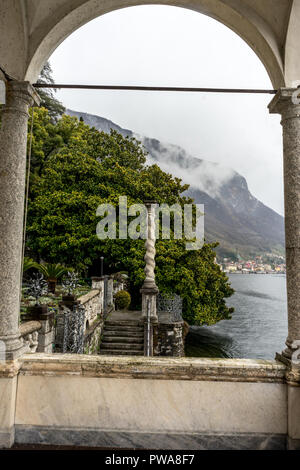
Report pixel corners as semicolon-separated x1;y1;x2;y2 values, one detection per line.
26;108;234;325
36;61;65;122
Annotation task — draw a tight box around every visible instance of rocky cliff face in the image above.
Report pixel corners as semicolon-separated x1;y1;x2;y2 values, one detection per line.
67;109;285;258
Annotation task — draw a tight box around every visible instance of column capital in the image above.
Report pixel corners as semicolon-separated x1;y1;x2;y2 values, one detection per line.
268;88;300;120
6;80;40;108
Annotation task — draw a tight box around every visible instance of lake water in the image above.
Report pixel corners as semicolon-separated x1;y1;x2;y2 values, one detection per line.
185;274;288;360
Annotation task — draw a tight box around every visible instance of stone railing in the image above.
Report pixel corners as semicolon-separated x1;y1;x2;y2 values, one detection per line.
20;321;41;354
55;274;126;354
154;294;185;357
79;289;103;330
20;311;54;354
155;311;185;357
80;288;104;355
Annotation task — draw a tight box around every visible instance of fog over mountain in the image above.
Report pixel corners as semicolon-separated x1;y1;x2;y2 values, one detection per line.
67;109;285;259
141;138;236;198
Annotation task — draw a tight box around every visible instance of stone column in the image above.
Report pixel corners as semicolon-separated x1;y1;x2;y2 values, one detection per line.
141;201;159;320
269;88;300;359
0;81;40;360
141;202;159;356
269;88;300;449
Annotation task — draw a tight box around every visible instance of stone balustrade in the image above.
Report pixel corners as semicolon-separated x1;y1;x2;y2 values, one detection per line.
79;290;103;330
20;312;54;354
55;275;126;354
20;321;41;354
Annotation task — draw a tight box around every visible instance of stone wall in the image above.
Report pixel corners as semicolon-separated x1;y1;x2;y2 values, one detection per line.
84;320;103;355
154;312;184;357
79;290;103;331
155;321;184;357
13;354;290;450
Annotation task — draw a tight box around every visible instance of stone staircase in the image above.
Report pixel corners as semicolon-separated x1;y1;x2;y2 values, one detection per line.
99;319;144;356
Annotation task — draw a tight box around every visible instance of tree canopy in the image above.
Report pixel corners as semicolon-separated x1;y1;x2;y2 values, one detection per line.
26;106;234;325
35;61;65;122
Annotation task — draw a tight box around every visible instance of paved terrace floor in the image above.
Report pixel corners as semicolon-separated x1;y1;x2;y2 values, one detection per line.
107;310;174;324
106;310;143;322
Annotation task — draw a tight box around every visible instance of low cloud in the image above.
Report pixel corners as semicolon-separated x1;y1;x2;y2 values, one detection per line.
138;135;236;198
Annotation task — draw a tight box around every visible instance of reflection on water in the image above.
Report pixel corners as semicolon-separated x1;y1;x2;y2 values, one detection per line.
185;274;288;360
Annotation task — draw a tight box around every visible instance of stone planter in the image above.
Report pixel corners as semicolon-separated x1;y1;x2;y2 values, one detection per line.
61;294;78;310
62;294;76;303
47;278;57;294
27;304;48;319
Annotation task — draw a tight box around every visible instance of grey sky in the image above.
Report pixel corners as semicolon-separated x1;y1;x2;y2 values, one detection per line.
50;5;284;215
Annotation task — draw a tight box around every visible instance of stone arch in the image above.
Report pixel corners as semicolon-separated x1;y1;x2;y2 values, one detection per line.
23;0;286;87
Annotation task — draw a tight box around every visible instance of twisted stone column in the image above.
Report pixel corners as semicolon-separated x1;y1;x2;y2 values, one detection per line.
143;202;158;290
0;81;40;359
141;201;159;330
269;89;300;360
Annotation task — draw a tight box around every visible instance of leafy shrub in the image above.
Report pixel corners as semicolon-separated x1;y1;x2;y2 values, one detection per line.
115;290;131;310
23;257;38;273
36;263;68;294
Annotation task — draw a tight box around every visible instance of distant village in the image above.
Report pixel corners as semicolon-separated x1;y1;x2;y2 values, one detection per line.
218;255;286;274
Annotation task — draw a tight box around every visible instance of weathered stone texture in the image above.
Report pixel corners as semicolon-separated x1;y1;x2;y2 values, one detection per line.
20;321;41;354
156;322;184;357
79;289;102;327
22;311;54;354
269;88;300;356
0;376;17;448
0;81;40;359
84;320;103;355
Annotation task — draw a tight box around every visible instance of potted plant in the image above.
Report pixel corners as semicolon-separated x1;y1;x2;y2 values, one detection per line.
26;273;48;318
62;271;79;303
37;263;67;294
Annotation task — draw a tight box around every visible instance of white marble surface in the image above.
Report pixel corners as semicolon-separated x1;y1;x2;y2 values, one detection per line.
0;376;17;446
288;386;300;439
16;376;287;434
0;377;17;429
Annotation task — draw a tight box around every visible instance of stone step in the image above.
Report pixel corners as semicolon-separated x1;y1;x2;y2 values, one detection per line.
100;342;144;351
105;320;143;327
103;330;144;338
104;325;144;333
99;350;144;356
102;336;144;344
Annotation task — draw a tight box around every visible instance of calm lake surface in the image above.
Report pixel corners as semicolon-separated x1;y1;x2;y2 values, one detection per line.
185;274;288;360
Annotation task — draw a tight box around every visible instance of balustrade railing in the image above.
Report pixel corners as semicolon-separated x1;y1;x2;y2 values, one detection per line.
157;293;183;323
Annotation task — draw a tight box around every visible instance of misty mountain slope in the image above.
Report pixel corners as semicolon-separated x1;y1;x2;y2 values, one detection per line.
66;109;285;258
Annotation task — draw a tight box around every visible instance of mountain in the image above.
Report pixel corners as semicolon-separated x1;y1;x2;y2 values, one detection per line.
67;109;285;259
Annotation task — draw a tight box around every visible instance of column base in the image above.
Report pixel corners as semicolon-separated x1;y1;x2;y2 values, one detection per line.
0;335;29;361
276;352;300;384
141;286;159;322
140;284;159;294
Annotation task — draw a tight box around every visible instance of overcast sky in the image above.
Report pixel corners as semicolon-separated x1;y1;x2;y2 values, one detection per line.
50;5;284;215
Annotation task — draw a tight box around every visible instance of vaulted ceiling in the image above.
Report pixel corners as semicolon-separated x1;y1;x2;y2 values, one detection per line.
0;0;299;87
